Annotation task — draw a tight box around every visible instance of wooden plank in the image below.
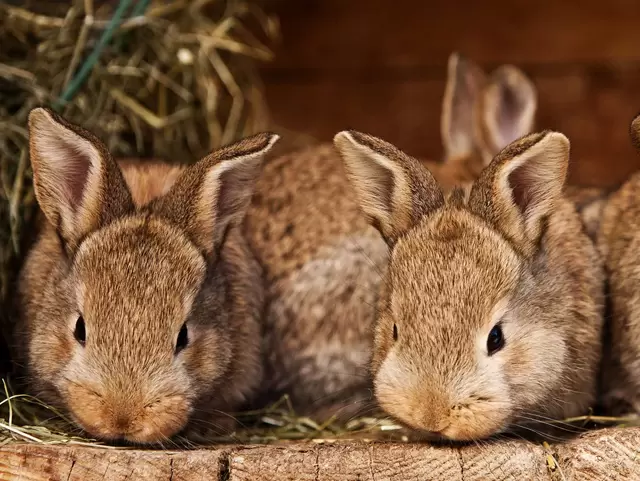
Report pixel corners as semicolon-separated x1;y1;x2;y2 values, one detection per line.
264;0;640;71
228;442;463;481
2;428;640;480
263;66;640;187
556;427;640;479
459;439;548;481
0;444;226;481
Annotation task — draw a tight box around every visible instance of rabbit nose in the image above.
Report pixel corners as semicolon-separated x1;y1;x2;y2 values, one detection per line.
414;395;451;432
112;413;132;432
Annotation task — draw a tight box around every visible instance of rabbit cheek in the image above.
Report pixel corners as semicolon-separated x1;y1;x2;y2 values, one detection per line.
126;396;191;444
505;325;566;412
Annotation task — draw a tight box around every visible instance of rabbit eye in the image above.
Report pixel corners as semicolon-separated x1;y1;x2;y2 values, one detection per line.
392;323;398;341
175;323;189;354
74;316;86;346
487;324;504;355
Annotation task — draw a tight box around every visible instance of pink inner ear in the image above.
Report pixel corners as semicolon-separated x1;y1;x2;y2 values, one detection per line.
507;164;532;215
64;146;93;209
496;83;528;146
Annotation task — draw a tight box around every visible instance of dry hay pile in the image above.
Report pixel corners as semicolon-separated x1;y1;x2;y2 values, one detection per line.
0;0;279;302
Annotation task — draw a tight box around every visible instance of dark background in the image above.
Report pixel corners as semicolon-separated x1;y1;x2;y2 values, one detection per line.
260;0;640;188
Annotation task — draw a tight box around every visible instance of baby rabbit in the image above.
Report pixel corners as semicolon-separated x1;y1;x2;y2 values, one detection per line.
15;107;279;444
596;113;640;415
334;129;605;440
245;53;537;418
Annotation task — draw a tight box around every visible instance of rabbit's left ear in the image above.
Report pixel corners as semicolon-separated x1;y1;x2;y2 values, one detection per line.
152;133;279;257
469;131;568;257
476;65;537;166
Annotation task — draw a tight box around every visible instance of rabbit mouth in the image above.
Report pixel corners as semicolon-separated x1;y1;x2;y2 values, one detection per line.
73;418;188;445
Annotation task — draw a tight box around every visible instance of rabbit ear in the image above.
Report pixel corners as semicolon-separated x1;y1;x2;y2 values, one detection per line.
28;107;134;251
440;52;487;161
334;130;445;247
476;65;537;166
630;113;640;150
152;132;279;257
469;131;568;256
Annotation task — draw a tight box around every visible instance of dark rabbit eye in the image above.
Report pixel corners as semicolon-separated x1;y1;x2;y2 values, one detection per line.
175;323;189;354
393;323;398;341
487;324;505;355
74;316;86;346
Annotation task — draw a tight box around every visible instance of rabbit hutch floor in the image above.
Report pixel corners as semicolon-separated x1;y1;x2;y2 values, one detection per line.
0;427;638;480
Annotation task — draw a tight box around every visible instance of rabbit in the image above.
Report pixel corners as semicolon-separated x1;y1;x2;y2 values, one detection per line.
244;52;538;419
595;113;640;415
333;129;605;441
14;107;279;444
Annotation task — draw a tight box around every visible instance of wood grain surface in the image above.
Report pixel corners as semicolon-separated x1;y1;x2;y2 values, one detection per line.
1;427;639;480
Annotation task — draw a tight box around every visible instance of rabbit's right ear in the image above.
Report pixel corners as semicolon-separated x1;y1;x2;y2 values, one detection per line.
28;108;134;252
152;132;279;258
334;131;445;247
440;52;487;161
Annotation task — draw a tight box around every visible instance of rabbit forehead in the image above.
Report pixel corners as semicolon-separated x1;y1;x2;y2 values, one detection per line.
73;215;206;320
388;208;521;325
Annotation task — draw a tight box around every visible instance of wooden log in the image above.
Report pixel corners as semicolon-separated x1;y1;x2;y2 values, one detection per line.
556;427;640;480
0;444;226;480
1;427;639;480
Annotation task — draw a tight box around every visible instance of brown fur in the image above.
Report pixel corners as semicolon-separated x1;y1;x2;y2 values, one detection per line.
596;113;640;414
564;185;616;242
15;107;279;444
244;53;538;418
336;130;604;441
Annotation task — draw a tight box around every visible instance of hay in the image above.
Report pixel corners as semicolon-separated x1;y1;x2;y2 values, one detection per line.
0;0;279;301
0;378;407;447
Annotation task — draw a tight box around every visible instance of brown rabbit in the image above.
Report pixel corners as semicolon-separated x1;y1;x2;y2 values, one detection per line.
15;107;279;444
334;129;604;440
596;113;640;415
245;53;537;418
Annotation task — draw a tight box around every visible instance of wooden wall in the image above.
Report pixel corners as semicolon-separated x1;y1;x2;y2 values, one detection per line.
261;0;640;187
